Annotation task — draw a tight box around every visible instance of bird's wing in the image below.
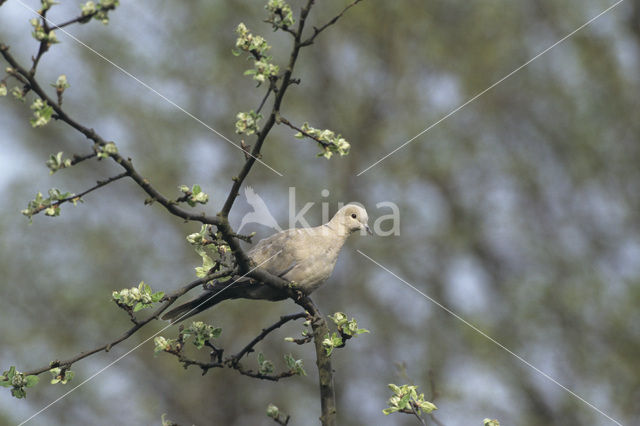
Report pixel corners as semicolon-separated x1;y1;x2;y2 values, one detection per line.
248;229;302;277
247;226;346;289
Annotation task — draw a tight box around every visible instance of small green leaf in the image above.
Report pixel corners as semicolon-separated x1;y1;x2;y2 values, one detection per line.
283;354;306;376
24;375;39;388
265;0;295;30
383;383;437;417
266;403;279;418
235;110;262;135
154;336;176;354
11;388;26;399
183;321;221;349
29;98;54;127
257;352;274;374
382;407;399;415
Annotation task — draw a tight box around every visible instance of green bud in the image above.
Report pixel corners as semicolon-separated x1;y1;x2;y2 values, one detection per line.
81;1;96;16
29;98;54;127
235;110;262;135
265;0;295;30
266;403;279;418
40;0;59;11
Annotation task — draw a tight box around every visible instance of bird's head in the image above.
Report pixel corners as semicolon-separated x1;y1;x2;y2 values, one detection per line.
330;204;371;236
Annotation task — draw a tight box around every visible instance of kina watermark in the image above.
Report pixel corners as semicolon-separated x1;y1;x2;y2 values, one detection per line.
237;187;400;236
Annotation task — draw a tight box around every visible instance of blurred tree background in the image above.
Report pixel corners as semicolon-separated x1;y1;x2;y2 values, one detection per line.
1;0;639;425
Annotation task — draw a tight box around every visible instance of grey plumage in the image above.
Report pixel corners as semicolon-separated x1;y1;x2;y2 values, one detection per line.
162;204;370;322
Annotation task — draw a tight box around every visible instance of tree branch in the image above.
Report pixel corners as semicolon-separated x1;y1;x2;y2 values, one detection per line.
409;403;427;426
0;43;223;227
300;0;364;47
219;0;316;218
295;296;336;426
53;11;98;29
162;312;308;382
29;8;50;74
0;2;366;424
70;150;98;166
232;312;307;362
27;172;128;217
21;270;230;376
277;116;330;147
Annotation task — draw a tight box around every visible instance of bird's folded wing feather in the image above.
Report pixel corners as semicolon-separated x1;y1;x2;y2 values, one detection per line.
248;228;304;276
247;226;343;287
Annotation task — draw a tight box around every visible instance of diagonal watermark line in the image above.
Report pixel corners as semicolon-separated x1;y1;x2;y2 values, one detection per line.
357;0;625;176
17;251;282;426
357;249;623;426
13;0;283;177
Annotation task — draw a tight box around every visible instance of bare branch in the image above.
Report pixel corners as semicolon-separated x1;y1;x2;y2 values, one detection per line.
233;365;297;382
70;150;98;166
409;403;428;426
256;85;274;114
300;0;364;47
232;312;308;362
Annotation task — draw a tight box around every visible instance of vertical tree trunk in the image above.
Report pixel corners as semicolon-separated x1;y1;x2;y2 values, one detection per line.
298;297;336;425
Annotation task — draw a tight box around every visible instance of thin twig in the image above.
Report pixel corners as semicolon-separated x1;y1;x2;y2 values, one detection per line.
270;412;290;425
232;312;307;362
219;0;316;219
300;0;364;47
256;85;273;114
21;270;230;376
53;12;98;29
28;172;128;217
233;365;296;381
278;116;330;147
0;43;224;228
70;150;98;166
409;403;427;426
428;370;446;426
163;312;308;381
29;8;50;75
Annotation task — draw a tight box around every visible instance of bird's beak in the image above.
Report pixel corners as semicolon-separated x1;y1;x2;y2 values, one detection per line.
365;224;372;235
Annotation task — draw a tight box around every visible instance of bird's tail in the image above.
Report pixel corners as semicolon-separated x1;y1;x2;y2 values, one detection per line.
161;284;233;323
161;277;289;322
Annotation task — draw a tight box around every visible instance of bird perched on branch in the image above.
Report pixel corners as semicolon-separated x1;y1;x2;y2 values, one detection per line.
162;204;371;322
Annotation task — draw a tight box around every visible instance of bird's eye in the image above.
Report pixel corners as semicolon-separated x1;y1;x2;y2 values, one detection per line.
351;213;357;219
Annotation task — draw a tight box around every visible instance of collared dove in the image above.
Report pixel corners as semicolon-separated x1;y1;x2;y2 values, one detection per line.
162;204;370;321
